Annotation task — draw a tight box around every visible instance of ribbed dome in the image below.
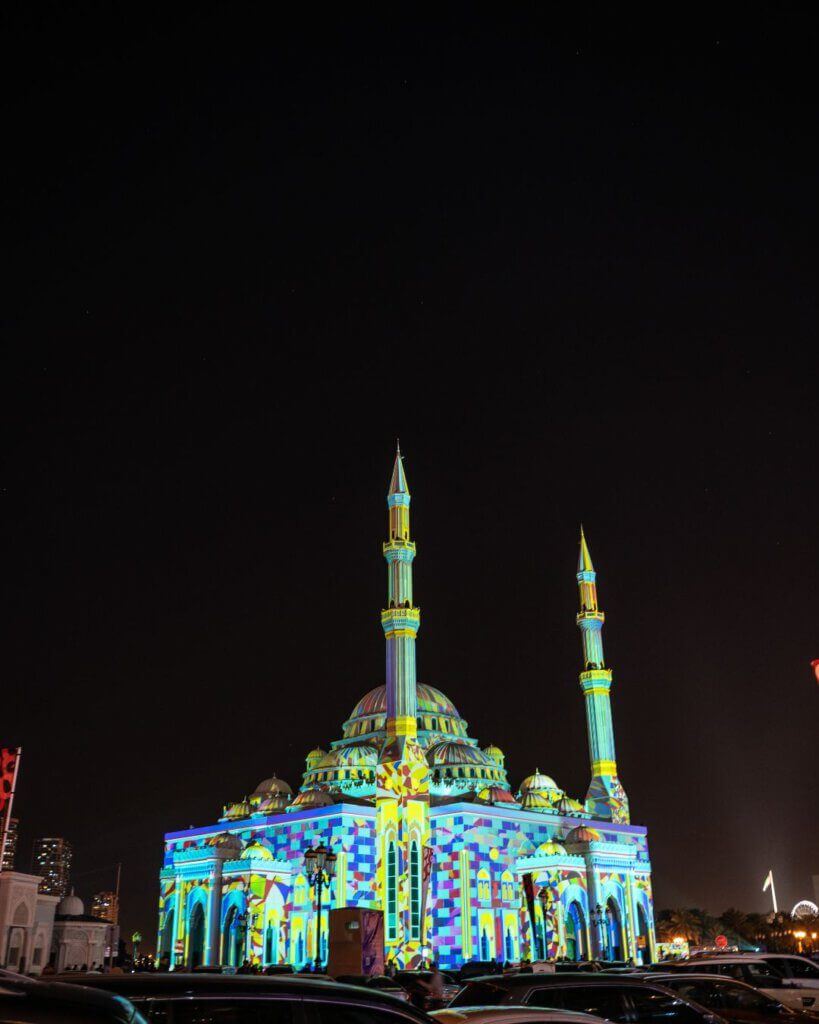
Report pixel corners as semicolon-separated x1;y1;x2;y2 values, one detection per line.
348;683;461;721
556;794;585;816
253;775;293;796
519;790;555;811
287;787;337;811
208;833;244;852
519;769;560;794
333;744;378;766
566;825;601;844
477;785;518;804
483;744;505;761
426;740;492;766
536;840;567;856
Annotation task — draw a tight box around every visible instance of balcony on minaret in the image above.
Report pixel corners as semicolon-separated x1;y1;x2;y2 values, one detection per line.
576;609;605;625
381;606;420;638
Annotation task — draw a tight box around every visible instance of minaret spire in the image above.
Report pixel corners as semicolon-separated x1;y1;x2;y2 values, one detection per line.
575;528;630;824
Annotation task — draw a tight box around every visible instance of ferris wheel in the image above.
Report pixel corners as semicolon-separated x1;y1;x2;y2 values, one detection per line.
791;899;819;919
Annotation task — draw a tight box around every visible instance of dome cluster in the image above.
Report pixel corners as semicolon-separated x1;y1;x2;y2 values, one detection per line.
219;683;592;822
220;774;293;822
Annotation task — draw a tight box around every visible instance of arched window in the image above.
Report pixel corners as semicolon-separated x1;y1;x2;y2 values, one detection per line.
294;874;307;904
501;871;514;902
606;897;623;961
386;840;398;941
477;868;491;902
565;901;587;961
409;841;421;940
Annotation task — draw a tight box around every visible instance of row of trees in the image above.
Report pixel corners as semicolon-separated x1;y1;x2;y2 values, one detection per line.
656;908;818;954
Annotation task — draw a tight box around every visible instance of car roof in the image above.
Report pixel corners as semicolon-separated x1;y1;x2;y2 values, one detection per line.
0;977;139;1022
462;974;653;987
54;973;427;1011
436;1008;602;1018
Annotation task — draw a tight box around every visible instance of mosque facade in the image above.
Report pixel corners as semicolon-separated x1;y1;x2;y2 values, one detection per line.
157;450;656;971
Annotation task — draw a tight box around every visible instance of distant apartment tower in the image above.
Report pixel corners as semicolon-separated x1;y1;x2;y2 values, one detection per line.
90;890;119;925
32;837;72;897
1;817;19;871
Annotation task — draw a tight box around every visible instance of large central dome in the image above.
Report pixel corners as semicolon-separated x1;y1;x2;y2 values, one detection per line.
344;683;464;736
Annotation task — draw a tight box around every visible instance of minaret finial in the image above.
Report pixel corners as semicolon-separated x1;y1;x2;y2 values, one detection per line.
578;524;595;573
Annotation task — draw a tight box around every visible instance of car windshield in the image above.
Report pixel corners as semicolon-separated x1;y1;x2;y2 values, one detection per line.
450;981;509;1007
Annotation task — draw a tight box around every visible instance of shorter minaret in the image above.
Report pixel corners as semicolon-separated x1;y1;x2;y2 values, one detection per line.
576;527;630;823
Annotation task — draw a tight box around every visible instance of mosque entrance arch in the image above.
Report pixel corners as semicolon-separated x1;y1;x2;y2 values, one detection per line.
605;898;623;961
188;902;205;968
565;901;587;961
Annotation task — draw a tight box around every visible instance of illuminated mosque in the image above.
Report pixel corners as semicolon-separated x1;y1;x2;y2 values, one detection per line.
157;448;656;971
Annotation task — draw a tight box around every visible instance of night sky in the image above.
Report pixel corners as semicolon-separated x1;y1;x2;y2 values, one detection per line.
5;9;818;947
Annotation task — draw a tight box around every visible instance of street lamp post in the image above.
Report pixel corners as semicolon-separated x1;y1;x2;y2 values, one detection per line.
304;842;337;972
591;903;613;960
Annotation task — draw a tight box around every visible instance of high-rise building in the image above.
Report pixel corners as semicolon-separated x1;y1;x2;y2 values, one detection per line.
32;837;72;897
90;890;119;925
1;817;19;871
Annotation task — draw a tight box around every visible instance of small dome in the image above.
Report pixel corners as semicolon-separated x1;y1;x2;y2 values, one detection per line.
536;840;567;857
253;775;293;796
242;842;274;860
317;750;341;769
57;890;84;916
566;825;601;844
477;785;517;805
427;740;492;767
519;790;555;812
222;800;251;821
556;794;584;815
256;792;291;814
483;744;505;763
519;769;560;794
209;832;244;852
305;748;327;768
287;787;337;811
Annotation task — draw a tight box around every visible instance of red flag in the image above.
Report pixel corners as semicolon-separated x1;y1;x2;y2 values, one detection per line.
0;748;19;818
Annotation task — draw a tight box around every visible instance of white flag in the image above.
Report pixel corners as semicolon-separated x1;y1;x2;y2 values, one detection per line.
762;870;773;892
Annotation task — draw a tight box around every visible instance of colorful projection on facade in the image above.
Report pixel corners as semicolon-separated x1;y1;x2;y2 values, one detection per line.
158;448;656;971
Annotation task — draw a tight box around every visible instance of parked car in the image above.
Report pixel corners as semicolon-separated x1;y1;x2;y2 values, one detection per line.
449;972;729;1024
0;973;146;1023
648;972;819;1023
432;1005;606;1024
54;971;434;1024
661;957;819;1012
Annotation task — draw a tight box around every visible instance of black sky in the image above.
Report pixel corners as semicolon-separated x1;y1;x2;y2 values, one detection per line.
4;8;818;947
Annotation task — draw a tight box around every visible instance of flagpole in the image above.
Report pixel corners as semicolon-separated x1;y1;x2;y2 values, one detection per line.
0;748;22;873
770;873;778;915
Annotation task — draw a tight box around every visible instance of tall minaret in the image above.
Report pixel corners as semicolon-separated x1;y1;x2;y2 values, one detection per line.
376;444;430;967
576;527;630;824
